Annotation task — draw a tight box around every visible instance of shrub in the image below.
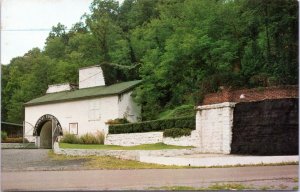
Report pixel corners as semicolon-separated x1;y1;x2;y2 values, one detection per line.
60;132;105;144
1;131;7;141
105;118;129;125
2;137;29;143
60;133;80;144
94;131;105;144
79;133;98;144
109;116;195;134
163;128;192;138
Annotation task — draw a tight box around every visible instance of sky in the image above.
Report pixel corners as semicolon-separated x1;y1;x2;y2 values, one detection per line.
1;0;96;65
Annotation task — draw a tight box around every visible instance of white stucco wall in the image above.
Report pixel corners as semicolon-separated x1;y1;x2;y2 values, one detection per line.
25;96;118;140
118;91;141;122
25;91;141;141
79;66;105;89
196;102;236;154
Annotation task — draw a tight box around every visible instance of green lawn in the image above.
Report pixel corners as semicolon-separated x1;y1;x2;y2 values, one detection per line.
59;142;194;150
48;150;188;169
148;183;254;190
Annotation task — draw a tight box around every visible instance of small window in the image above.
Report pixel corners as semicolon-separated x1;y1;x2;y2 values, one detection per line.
69;123;78;135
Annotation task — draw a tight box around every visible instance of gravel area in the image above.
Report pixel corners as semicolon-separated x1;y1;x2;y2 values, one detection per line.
1;149;89;171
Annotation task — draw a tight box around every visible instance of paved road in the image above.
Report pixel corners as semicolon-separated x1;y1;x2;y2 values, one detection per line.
2;165;298;190
1;149;88;171
1;149;299;190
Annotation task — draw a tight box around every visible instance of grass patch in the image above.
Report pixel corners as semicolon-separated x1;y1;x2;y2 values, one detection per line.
293;178;298;182
59;142;194;150
293;186;298;190
148;183;254;190
148;186;197;190
205;183;253;190
48;150;187;169
158;105;195;119
260;186;271;190
85;156;186;169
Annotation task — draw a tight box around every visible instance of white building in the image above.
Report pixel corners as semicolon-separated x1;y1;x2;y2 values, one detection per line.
24;65;141;148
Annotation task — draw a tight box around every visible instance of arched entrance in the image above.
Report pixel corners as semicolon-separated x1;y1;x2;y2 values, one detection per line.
33;114;63;149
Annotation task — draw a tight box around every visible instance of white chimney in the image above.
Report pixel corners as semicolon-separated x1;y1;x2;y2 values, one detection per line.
46;83;72;93
79;65;105;89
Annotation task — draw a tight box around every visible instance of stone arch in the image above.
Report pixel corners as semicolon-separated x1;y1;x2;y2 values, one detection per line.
33;114;63;148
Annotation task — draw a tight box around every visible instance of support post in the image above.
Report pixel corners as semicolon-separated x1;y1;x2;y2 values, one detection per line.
23;121;25;143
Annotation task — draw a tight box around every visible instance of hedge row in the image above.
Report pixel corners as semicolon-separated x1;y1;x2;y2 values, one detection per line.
109;116;195;134
163;128;192;138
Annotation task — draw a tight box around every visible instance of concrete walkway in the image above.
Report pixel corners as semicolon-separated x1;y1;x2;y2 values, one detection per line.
140;153;299;167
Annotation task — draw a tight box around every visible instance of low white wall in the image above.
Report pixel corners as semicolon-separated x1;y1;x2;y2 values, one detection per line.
196;102;236;154
105;131;200;147
105;102;236;152
53;142;201;161
163;131;200;147
105;132;163;146
1;143;36;149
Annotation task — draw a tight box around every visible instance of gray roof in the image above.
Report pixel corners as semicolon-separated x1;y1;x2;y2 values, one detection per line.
25;80;141;106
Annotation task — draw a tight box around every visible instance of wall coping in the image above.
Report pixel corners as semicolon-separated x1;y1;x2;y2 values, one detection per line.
196;102;236;111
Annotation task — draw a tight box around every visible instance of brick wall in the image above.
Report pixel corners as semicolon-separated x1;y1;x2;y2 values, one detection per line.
202;85;298;105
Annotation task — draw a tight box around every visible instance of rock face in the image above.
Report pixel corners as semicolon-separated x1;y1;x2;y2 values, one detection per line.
231;98;298;155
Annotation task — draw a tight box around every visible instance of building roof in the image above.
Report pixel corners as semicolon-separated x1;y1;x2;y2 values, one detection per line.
25;80;142;106
1;121;23;127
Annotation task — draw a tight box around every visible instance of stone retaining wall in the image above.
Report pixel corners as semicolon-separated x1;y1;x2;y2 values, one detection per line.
163;131;200;146
53;142;139;160
196;102;235;154
105;132;163;146
105;131;200;147
53;142;202;160
1;143;36;149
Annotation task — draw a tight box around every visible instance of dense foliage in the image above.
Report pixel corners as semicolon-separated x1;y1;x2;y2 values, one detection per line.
109;116;195;134
158;105;195;119
2;0;298;123
163;128;192;138
1;131;7;141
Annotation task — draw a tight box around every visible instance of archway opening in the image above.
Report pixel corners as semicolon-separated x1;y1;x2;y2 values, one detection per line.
33;114;63;149
39;121;52;149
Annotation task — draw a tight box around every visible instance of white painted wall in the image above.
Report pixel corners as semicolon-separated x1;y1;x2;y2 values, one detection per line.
105;130;200;147
196;102;236;154
25;92;141;141
105;132;163;146
79;66;105;89
25;96;118;140
118;91;141;122
163;131;200;146
97;102;236;152
46;83;71;93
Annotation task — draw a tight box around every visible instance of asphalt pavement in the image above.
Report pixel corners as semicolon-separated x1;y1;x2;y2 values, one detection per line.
1;149;298;191
2;165;298;190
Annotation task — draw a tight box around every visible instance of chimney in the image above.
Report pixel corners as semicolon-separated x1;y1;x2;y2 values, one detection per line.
79;65;105;89
46;83;72;93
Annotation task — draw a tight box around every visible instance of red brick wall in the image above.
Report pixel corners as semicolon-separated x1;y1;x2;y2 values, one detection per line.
202;85;298;105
